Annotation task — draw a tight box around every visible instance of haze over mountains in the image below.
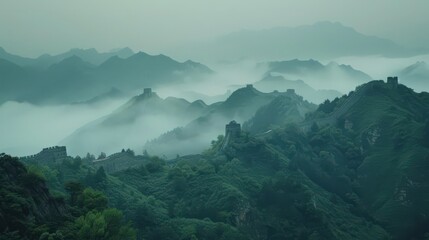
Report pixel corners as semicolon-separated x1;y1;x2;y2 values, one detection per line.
168;22;427;63
1;8;429;239
1;33;428;157
0;47;135;68
0;49;212;104
398;61;429;92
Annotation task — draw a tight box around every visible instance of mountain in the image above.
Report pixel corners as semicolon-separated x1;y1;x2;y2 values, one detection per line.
254;74;342;103
61;89;210;156
0;47;135;69
0;153;137;239
96;52;213;91
398;61;429;92
145;85;317;157
0;58;34;103
168;22;424;63
0;47;36;66
0;154;66;238
147;79;429;238
20;56;99;104
7;79;429;239
287;79;429;239
0;52;213;104
72;87;127;105
262;59;372;93
244;94;317;134
40;47;135;67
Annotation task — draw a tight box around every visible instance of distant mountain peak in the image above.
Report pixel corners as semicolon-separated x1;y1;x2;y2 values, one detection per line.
401;61;428;74
115;47;134;55
127;51;152;61
57;55;85;64
49;55;94;70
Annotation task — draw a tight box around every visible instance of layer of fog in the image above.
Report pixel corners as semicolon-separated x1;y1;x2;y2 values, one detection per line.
156;60;267;104
62;113;194;158
333;54;429;81
0;98;127;157
5;56;421;159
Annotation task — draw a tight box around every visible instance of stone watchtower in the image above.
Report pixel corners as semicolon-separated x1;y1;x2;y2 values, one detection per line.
387;76;399;89
143;88;152;96
225;120;241;138
287;89;296;94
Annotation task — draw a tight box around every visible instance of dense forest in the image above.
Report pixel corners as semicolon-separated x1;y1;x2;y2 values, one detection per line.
2;81;429;240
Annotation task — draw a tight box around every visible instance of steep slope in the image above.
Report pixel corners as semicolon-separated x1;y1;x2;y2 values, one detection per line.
293;80;429;239
0;58;35;103
263;59;372;92
244;93;317;134
0;47;35;66
72;87;127;106
61;90;209;156
398;61;429;92
0;154;66;239
254;74;342;103
145;85;316;157
115;133;390;240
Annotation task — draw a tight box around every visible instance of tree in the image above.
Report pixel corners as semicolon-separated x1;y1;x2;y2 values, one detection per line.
85;153;95;161
65;181;84;205
143;150;149;157
125;149;135;156
77;188;108;212
73;208;136;240
98;152;106;160
146;157;165;173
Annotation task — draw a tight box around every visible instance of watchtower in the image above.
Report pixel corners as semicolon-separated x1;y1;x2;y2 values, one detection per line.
225;120;241;138
144;88;152;96
387;77;398;89
246;84;253;89
287;89;296;94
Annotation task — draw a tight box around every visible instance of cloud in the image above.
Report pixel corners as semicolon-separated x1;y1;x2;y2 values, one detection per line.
0;99;126;156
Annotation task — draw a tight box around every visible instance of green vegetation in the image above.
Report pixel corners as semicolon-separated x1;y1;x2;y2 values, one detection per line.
2;81;429;239
0;154;135;240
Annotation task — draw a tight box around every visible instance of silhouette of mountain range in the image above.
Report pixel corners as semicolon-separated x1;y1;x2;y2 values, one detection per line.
169;22;426;63
0;51;213;104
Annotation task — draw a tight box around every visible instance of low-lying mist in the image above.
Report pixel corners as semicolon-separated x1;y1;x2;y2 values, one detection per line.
0;98;127;157
61;112;198;158
333;54;429;88
156;61;267;104
4;55;427;159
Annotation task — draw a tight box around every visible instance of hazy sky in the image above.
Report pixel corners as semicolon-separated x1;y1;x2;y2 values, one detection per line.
1;0;428;57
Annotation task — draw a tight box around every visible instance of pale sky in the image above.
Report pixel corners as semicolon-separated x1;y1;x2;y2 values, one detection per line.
1;0;428;57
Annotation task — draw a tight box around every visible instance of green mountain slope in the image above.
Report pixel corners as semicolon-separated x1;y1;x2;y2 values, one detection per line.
145;85;316;157
244;93;317;134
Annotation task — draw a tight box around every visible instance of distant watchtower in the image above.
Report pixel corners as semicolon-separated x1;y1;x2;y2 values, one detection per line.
287;89;296;94
387;77;399;88
143;88;152;96
246;84;253;89
225;120;241;138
